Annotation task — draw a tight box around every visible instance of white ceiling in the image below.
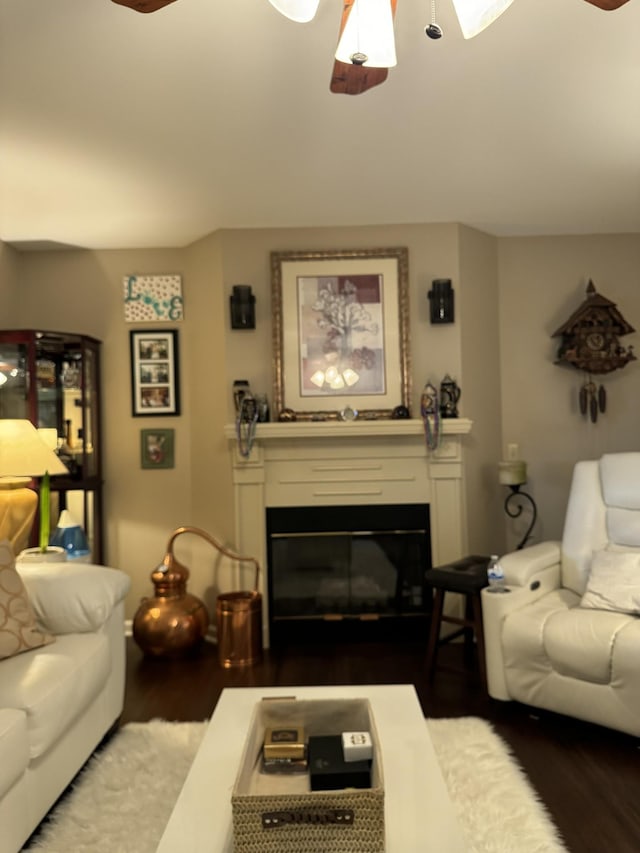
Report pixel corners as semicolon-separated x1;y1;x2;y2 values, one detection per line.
1;0;639;250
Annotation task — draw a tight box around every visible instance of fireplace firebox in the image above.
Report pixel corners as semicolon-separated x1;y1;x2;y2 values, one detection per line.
267;504;431;644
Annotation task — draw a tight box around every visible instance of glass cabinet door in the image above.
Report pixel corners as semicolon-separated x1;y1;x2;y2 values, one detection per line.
0;330;103;562
81;340;99;480
0;342;31;420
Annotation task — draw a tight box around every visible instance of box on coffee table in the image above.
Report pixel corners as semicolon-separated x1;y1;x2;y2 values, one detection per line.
231;697;384;852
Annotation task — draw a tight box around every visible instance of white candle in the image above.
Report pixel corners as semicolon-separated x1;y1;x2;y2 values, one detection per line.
499;460;527;486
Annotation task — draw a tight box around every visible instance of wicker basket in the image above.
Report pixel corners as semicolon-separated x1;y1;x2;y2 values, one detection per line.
231;698;385;852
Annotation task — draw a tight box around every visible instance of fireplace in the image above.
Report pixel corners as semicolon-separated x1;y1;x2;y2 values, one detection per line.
224;418;472;646
267;503;431;644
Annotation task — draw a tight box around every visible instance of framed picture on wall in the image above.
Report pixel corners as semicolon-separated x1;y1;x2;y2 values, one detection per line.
271;247;410;420
140;428;175;469
130;329;180;416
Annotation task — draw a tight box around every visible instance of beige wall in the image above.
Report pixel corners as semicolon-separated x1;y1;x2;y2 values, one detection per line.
4;227;639;619
458;226;504;556
0;242;19;314
498;233;640;547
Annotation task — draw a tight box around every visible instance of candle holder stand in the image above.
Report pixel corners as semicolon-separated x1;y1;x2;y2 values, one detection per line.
504;485;538;550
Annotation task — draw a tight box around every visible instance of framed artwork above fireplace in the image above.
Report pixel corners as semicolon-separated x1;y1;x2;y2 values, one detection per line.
271;247;411;421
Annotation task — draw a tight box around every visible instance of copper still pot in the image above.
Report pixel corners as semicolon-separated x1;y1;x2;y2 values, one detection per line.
133;525;262;662
133;533;209;658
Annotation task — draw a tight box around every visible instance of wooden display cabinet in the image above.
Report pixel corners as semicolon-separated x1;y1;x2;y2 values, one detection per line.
0;330;104;563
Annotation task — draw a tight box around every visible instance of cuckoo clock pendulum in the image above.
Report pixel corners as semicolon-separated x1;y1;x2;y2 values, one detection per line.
552;280;636;423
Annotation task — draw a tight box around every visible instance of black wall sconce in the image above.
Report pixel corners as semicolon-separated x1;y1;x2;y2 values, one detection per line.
229;284;256;330
428;279;454;324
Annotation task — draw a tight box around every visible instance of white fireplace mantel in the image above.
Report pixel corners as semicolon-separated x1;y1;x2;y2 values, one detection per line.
224;418;472;442
224;418;472;645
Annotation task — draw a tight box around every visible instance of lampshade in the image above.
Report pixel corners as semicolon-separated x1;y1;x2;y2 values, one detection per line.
451;0;515;39
267;0;320;23
0;420;69;478
335;0;397;68
0;419;69;555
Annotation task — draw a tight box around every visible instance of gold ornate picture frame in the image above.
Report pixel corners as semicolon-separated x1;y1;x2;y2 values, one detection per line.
271;247;411;420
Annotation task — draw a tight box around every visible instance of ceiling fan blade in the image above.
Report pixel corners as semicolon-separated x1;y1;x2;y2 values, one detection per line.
330;0;398;96
110;0;179;12
330;63;389;95
582;0;630;7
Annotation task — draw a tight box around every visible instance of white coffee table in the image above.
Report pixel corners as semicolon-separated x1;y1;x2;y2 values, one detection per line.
157;684;467;852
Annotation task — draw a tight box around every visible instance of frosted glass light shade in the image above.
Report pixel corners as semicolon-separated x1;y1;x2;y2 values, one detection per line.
267;0;320;22
335;0;397;68
452;0;515;39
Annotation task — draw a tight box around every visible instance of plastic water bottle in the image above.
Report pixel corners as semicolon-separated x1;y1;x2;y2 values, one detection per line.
487;554;506;593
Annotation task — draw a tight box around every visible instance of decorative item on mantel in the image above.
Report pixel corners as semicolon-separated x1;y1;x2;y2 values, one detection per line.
234;384;259;458
499;454;537;550
391;404;410;419
552;280;635;423
420;381;441;450
439;374;461;418
278;408;297;422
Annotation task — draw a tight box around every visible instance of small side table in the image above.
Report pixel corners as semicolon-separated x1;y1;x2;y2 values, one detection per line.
424;555;490;686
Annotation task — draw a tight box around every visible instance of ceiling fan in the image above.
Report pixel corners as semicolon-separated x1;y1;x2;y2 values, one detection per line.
110;0;633;13
111;1;178;10
110;0;633;94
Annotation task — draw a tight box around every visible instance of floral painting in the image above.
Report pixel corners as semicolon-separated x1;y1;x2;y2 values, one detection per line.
297;274;385;396
271;248;410;420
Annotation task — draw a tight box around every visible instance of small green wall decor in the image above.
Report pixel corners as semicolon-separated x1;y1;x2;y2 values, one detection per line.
140;429;175;469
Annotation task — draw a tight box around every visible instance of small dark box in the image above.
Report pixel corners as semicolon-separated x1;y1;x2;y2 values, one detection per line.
308;735;371;791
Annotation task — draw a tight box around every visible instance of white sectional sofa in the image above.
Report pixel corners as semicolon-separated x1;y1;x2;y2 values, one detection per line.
0;557;130;853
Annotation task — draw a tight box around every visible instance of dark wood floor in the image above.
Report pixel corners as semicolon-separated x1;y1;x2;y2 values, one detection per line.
122;637;640;853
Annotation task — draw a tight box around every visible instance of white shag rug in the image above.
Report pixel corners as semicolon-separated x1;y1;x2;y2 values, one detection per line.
24;717;566;853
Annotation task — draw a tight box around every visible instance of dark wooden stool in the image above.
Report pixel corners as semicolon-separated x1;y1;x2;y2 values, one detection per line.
424;555;490;686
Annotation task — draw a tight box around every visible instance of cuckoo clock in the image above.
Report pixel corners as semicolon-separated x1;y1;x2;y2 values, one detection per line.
552;280;636;422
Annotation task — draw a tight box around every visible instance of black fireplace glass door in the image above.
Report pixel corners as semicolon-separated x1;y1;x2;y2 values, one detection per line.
267;504;431;627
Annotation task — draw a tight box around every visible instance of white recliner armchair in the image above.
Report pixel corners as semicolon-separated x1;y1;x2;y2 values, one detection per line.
482;452;640;737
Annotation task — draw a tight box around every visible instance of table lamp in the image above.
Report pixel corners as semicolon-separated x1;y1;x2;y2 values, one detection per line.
0;419;69;555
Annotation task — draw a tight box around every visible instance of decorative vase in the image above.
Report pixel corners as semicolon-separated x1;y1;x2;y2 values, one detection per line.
17;546;67;564
49;510;91;561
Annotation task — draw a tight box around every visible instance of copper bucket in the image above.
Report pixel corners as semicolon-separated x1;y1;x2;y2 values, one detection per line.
216;561;262;668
